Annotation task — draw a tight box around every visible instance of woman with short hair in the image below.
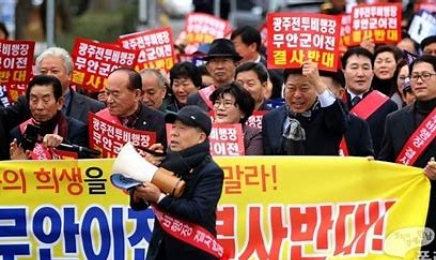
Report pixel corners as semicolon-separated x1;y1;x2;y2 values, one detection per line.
167;62;202;112
210;82;263;155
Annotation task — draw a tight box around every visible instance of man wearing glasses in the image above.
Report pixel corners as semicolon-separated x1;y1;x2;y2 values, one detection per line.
379;55;436;256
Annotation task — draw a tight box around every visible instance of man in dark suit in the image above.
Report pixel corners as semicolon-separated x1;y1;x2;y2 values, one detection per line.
262;60;346;155
379;55;436;256
341;47;398;156
96;68;166;148
0;47;104;128
130;105;224;260
9;75;88;160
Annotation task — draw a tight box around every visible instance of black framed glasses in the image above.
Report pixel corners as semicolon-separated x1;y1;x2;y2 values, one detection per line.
410;73;436;82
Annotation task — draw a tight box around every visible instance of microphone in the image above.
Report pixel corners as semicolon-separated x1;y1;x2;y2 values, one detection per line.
56;143;101;156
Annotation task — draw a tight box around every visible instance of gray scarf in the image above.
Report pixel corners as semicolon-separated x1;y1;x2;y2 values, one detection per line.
282;100;319;155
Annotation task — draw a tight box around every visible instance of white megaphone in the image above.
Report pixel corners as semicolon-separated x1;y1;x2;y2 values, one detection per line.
110;142;186;198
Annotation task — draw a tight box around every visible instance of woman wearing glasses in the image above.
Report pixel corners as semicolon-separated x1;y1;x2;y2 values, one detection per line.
209;82;263;155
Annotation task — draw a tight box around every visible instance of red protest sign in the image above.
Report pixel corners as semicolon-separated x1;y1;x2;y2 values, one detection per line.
209;123;245;156
349;3;402;45
185;13;231;44
267;13;341;72
245;110;267;130
71;38;138;93
89;113;156;158
118;27;176;73
165;122;245;155
0;40;35;102
340;14;352;47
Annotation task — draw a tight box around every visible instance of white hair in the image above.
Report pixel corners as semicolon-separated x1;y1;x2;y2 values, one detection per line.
35;47;74;74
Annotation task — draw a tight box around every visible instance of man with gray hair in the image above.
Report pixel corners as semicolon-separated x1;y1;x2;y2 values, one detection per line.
139;69;168;112
0;47;104;126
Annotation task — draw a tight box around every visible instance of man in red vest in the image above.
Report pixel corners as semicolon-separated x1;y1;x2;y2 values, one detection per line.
379;55;436;256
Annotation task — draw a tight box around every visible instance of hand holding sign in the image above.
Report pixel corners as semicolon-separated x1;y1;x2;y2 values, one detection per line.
360;36;375;54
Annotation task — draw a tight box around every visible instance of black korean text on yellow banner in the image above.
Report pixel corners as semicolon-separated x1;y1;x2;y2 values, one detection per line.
0;157;430;259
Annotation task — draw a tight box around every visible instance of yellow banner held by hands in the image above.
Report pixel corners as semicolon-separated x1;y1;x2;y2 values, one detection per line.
0;157;430;259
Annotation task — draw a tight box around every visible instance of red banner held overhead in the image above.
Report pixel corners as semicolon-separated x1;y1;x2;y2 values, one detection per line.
266;13;341;72
71;38;138;93
340;14;352;47
0;40;34;102
185;13;231;44
118;27;176;73
349;3;402;45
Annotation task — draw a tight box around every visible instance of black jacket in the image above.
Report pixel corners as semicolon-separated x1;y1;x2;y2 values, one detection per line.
378;101;436;255
344;114;374;157
344;90;398;156
10;116;89;158
131;142;224;260
262;99;346;155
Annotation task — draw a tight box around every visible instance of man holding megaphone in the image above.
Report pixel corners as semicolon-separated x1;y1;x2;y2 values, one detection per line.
121;105;224;260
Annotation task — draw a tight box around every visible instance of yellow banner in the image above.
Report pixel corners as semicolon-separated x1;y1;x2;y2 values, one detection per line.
0;157;430;259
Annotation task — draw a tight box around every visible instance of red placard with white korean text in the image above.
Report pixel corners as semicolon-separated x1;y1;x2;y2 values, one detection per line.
340;14;352;47
0;40;35;102
166;122;245;156
245;110;267;130
185;13;231;44
266;13;341;72
89;113;156;158
71;38;138;93
349;3;402;45
209;123;245;156
118;27;176;73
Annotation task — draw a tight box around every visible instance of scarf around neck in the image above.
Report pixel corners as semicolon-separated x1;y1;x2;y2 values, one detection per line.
32;111;68;138
160;141;211;178
282;100;320;155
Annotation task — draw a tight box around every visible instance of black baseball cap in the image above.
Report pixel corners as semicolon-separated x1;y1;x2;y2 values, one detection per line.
165;105;212;136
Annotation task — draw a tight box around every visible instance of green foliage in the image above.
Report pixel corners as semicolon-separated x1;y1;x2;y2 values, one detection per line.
56;4;137;52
